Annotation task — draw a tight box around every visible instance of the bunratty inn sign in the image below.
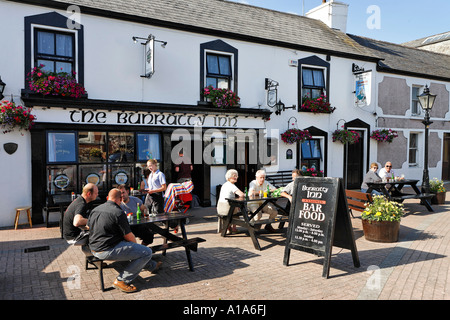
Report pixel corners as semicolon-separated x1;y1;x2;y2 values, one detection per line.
32;107;265;128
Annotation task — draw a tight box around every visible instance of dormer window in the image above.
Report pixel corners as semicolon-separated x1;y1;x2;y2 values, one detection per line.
35;29;75;74
206;53;232;89
302;67;325;99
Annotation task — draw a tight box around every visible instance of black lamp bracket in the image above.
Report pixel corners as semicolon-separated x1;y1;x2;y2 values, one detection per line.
132;34;167;47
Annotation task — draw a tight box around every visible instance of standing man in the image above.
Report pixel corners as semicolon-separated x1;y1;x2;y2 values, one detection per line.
174;150;193;183
145;159;167;213
87;188;162;293
248;170;278;233
63;183;98;244
118;184;154;246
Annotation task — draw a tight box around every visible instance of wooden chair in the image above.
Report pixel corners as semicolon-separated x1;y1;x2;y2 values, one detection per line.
345;190;373;218
14;206;32;230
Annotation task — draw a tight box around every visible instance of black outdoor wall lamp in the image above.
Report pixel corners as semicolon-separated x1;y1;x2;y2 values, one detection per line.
274;100;296;115
132;35;167;47
0;76;6;100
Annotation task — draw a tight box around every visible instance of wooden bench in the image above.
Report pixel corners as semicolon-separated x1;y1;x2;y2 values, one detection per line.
81;237;206;291
390;193;434;202
265;170;293;188
151;237;206;253
345;190;373;218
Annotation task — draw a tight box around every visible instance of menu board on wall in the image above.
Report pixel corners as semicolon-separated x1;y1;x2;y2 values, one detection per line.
283;177;360;278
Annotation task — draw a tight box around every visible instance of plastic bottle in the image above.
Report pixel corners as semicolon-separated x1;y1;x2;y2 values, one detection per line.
71;192;76;201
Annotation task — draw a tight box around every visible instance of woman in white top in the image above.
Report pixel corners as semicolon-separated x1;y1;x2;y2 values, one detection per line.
217;169;245;233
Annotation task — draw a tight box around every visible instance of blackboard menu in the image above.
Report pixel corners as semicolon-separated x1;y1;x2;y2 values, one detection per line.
283;177;360;278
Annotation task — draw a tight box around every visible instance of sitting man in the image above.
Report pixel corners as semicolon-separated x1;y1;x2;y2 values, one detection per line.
379;161;395;179
87;188;162;293
280;169;301;213
248;169;278;233
118;184;154;246
62;183;98;244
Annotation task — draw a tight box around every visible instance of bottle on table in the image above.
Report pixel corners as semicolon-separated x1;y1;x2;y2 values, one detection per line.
136;205;141;220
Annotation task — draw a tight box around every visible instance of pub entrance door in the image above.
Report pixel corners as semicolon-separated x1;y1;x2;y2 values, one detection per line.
345;129;365;189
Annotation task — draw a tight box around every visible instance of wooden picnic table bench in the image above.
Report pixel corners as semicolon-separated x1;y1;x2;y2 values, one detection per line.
81;212;205;291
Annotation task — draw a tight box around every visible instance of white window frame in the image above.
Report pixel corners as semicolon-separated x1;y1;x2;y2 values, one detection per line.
411;85;422;116
204;49;234;91
31;24;79;80
300;65;327;99
409;132;420;166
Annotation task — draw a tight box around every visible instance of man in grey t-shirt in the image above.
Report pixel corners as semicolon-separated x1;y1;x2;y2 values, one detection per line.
118;184;154;246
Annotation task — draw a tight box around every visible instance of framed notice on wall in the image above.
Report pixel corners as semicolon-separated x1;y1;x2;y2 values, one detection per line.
283;177;360;278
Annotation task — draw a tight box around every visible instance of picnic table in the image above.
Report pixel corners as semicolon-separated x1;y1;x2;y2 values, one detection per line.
129;212;205;271
221;196;289;250
366;179;434;212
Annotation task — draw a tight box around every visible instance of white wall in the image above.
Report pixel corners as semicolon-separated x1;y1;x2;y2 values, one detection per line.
0;131;32;227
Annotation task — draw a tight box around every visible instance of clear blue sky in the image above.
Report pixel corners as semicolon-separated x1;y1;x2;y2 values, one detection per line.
227;0;450;44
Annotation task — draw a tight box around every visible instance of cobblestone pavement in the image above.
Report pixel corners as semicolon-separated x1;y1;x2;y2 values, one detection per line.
0;195;448;303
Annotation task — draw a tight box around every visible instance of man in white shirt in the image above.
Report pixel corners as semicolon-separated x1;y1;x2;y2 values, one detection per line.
248;170;278;233
379;161;395;179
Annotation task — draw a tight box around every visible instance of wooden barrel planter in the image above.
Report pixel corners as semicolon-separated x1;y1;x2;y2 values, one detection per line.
362;219;400;243
431;192;446;205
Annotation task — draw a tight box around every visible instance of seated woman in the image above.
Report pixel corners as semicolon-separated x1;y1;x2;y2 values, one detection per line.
216;169;245;234
361;162;382;195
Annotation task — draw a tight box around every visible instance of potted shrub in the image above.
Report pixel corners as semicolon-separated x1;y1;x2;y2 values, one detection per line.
370;129;398;143
332;128;360;144
300;94;335;114
202;85;240;108
281;128;311;144
0;100;36;134
429;178;446;204
361;195;404;243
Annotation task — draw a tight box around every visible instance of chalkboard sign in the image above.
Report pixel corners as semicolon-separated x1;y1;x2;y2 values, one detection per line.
283;177;360;278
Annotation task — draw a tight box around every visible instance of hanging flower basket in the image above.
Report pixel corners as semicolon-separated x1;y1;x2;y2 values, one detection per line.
0;100;36;134
281;128;312;144
27;65;87;98
202;85;240;108
300;94;335;114
370;129;398;143
332;129;360;144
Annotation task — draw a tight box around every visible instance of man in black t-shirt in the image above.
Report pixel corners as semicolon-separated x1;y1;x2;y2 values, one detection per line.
62;183;98;243
87;188;162;293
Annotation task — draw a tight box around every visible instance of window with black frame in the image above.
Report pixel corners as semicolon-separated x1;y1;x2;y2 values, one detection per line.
46;131;161;196
206;53;232;89
34;28;75;74
301;139;322;171
301;68;325;99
